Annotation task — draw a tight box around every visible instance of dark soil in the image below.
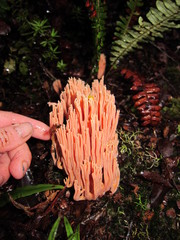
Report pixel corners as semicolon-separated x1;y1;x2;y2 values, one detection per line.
0;1;180;239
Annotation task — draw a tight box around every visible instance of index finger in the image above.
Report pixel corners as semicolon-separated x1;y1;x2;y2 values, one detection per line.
0;111;50;140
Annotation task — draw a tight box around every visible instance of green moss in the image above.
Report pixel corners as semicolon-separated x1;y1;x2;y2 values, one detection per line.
165;66;180;92
162;97;180;120
118;129;162;178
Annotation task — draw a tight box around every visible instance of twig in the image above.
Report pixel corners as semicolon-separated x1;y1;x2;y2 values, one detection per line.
150;41;177;63
126;220;133;240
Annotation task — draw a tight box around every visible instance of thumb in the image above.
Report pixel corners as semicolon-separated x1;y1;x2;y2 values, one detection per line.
0;123;33;152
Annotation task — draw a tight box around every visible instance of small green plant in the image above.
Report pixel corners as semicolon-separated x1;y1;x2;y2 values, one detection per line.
40;28;59;47
92;1;107;56
27;18;64;65
29;19;50;37
135;194;148;212
48;216;80;240
64;216;80;240
178;124;180;135
48;216;61;240
144;150;162;169
86;0;107;73
57;60;67;72
4;4;66;77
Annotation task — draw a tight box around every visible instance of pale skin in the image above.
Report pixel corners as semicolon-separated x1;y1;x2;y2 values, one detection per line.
0;111;50;186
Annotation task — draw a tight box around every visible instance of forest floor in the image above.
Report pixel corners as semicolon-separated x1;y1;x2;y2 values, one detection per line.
0;1;180;239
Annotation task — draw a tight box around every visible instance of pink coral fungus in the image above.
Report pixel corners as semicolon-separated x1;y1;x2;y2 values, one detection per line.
49;77;120;200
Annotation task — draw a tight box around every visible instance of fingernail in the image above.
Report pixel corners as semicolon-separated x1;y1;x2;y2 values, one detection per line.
0;176;4;186
14;123;33;138
22;161;28;174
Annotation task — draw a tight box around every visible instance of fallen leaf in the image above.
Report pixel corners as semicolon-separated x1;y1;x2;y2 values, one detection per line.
158;139;174;158
53;79;62;94
143;210;154;222
97;53;106;79
130;183;139;197
140;170;172;187
166;208;176;219
163;126;169;138
150;183;170;207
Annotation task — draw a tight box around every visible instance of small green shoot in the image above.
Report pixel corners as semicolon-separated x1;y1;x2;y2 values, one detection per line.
135;194;148;212
29;19;50;37
40;28;59;47
42;46;60;61
50;28;59;38
48;216;80;240
57;60;67;71
48;216;61;240
64;216;80;240
178;124;180;135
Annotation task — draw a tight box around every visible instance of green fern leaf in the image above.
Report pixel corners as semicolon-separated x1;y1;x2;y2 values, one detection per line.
110;0;180;68
117;0;144;37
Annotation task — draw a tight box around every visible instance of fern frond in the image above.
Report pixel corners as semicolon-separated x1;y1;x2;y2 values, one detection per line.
121;69;161;126
110;0;180;67
116;0;143;37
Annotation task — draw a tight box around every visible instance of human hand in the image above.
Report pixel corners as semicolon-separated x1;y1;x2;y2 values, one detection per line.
0;111;50;186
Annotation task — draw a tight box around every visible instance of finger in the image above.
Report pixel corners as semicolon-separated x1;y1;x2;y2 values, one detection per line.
0;111;50;140
0;153;11;186
0;123;33;152
8;143;32;179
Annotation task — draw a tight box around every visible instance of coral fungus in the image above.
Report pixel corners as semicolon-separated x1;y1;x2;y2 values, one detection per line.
49;77;120;200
